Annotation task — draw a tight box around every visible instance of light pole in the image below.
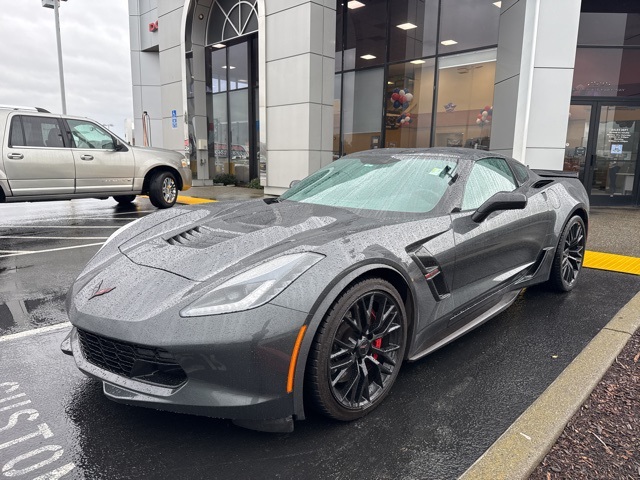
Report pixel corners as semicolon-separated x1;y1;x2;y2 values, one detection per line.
42;0;67;114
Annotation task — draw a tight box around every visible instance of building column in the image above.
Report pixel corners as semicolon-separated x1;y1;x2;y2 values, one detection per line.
261;1;336;196
490;0;581;169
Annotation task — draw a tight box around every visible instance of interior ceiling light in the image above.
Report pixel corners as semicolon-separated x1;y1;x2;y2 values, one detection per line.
493;1;502;7
410;59;426;64
221;65;236;69
397;23;418;30
440;39;458;46
213;43;226;49
387;81;394;85
348;1;365;9
360;54;376;60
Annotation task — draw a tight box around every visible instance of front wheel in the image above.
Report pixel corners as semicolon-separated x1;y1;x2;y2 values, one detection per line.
548;215;586;292
307;278;407;421
113;195;136;204
149;171;177;208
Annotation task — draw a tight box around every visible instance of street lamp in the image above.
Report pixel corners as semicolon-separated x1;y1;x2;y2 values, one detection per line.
42;0;68;114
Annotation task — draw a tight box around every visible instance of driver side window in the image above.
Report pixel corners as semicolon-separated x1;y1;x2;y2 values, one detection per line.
67;120;114;149
462;158;517;211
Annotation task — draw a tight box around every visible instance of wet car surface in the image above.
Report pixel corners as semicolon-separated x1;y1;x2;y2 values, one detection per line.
2;199;639;479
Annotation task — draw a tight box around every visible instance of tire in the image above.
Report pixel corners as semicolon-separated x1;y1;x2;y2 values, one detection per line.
307;278;407;421
548;215;586;292
149;171;178;208
113;195;136;204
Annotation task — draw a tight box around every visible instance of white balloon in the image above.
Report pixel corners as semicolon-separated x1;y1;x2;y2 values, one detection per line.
399;90;406;96
405;93;414;102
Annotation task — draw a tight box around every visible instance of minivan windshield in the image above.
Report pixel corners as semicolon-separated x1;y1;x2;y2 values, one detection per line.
280;153;458;213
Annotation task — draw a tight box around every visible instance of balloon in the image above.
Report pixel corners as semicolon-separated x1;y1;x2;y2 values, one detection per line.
477;113;483;119
396;117;402;123
403;102;409;109
393;88;400;94
482;111;488;118
484;105;491;112
399;95;406;104
405;93;414;102
391;93;399;101
476;119;482;124
488;108;493;116
399;90;406;96
405;113;410;118
408;117;413;123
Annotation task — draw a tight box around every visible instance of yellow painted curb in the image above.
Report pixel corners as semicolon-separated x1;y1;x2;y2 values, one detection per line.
175;195;216;205
583;250;640;275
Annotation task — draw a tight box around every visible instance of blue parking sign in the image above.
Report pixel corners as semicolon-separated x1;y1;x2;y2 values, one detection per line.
171;118;178;129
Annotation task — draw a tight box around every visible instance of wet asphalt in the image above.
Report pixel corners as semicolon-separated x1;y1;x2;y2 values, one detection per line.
1;199;640;479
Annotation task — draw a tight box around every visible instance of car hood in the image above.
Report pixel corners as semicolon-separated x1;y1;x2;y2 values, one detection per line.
129;144;185;164
118;200;409;282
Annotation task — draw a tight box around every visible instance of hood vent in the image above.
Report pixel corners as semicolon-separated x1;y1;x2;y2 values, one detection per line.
166;226;240;249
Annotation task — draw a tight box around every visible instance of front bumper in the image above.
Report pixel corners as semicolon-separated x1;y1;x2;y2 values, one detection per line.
63;301;307;429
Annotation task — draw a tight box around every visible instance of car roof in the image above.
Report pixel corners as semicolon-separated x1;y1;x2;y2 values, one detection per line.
344;147;512;163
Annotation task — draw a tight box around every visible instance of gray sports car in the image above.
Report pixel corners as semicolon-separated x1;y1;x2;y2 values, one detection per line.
61;148;589;432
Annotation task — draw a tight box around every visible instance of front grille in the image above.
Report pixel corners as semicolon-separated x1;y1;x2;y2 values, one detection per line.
77;329;187;388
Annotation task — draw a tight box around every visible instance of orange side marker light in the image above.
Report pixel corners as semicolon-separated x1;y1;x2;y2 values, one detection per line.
287;325;308;393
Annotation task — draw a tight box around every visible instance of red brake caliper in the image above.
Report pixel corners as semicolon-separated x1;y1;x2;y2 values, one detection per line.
370;310;382;359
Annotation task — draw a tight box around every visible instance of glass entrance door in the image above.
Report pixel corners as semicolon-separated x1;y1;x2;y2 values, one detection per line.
567;102;640;206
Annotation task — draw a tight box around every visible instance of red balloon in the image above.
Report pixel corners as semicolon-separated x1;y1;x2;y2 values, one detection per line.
391;93;399;101
484;105;491;112
477;114;483;119
399;95;406;104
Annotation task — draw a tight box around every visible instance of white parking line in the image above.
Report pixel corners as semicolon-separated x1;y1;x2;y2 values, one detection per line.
0;236;110;240
0;242;104;258
0;323;71;343
0;225;120;229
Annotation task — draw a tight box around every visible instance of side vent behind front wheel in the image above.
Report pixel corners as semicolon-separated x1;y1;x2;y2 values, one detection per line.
532;179;554;189
409;246;450;301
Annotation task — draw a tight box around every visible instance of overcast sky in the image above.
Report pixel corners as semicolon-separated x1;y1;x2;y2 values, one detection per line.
0;0;133;137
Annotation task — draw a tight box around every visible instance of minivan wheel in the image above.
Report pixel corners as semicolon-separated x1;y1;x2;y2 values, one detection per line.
113;195;136;204
149;171;177;208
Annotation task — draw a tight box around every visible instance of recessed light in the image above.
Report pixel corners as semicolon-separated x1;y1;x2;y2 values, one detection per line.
410;59;426;64
440;39;458;46
387;81;394;85
493;1;502;7
348;1;365;9
360;54;376;60
397;23;418;30
213;43;226;49
221;65;236;69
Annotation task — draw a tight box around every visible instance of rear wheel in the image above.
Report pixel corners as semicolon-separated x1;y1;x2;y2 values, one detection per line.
149;171;177;208
307;278;407;421
548;215;586;292
113;195;136;204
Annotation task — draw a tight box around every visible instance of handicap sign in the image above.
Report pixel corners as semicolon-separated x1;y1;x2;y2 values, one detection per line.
171;110;177;118
171;118;178;129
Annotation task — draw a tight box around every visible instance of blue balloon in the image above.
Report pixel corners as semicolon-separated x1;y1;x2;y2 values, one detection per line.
403;102;409;109
393;100;401;108
393;88;400;93
396;117;402;123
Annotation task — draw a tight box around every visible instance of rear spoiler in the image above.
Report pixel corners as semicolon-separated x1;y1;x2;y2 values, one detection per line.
531;169;578;179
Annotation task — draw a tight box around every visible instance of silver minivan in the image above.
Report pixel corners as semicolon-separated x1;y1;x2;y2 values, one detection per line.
0;106;191;208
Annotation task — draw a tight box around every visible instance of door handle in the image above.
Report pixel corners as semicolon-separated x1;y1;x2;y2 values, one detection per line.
7;153;23;160
80;154;94;161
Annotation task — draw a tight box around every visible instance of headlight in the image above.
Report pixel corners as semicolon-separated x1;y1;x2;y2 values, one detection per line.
180;252;324;317
181;157;189;168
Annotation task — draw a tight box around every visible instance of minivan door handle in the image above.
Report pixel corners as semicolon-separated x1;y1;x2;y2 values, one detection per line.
7;153;23;159
80;154;94;161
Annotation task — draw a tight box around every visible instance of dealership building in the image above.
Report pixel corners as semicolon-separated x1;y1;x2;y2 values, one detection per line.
128;0;640;205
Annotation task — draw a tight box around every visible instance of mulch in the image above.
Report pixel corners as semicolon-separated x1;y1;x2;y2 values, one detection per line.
530;330;640;479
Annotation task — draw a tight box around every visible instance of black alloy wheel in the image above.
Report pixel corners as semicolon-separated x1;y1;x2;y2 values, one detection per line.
307;278;407;421
549;215;586;292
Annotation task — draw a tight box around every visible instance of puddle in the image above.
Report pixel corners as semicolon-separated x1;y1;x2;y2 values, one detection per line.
0;293;67;335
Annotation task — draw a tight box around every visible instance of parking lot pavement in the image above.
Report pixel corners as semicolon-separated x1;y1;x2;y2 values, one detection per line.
0;198;155;335
1;268;639;479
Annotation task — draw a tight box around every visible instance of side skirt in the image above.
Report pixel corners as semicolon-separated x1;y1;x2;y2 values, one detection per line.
408;289;522;362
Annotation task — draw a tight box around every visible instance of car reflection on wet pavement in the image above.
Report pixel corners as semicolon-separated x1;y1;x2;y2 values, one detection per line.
0;198;155;336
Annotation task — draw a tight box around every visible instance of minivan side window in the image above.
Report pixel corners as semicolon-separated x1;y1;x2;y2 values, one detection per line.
13;116;65;148
67;120;115;149
9;116;24;147
462;158;517;211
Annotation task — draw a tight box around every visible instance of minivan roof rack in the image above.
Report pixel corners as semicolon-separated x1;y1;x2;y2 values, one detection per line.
0;105;51;113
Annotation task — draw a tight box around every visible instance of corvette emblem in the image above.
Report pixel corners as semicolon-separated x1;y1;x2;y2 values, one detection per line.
89;281;115;300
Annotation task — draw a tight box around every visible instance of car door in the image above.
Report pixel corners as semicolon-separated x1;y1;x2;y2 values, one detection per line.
66;119;134;193
450;157;550;317
3;114;75;195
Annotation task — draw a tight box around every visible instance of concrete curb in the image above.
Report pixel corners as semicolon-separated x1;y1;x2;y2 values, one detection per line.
459;290;640;480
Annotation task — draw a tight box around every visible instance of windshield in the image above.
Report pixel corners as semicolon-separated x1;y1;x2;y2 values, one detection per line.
280;153;458;213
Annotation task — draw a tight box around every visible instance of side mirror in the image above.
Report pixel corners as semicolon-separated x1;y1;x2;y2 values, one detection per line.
114;139;125;151
289;180;300;188
471;191;527;223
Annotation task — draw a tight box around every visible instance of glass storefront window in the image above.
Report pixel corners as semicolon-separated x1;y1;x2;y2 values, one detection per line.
342;68;384;154
344;0;387;70
434;50;496;149
385;59;435;148
564;105;591;183
439;0;500;54
228;43;249;91
572;48;640;97
336;5;343;71
210;49;227;93
578;13;640;46
209;93;229;175
333;74;342;158
388;0;438;63
229;90;250;183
